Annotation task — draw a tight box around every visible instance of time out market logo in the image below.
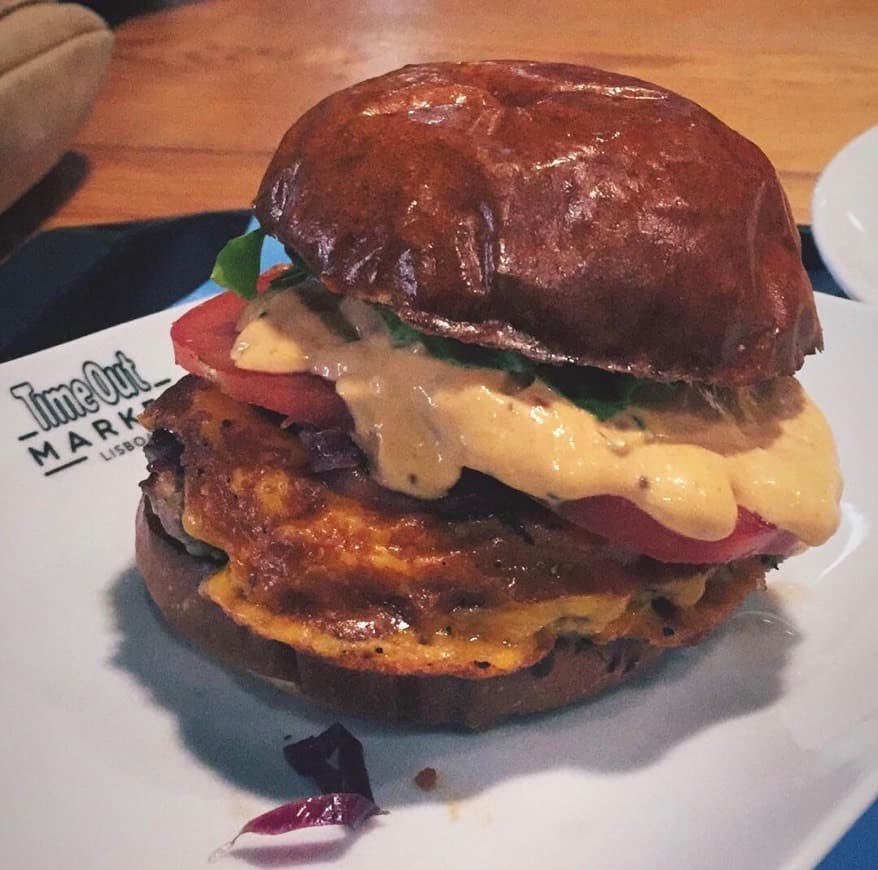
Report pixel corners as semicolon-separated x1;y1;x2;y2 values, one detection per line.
9;350;172;478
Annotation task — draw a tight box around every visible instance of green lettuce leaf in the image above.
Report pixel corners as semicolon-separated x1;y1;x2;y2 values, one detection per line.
538;365;643;421
375;307;658;418
420;334;536;378
376;308;422;347
210;229;266;299
377;308;534;376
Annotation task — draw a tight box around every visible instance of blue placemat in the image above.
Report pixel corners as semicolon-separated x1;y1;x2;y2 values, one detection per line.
0;211;251;363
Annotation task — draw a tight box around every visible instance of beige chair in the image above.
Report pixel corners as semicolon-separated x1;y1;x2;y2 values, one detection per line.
0;0;112;214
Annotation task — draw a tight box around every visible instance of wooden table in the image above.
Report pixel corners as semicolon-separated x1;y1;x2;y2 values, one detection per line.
49;0;878;228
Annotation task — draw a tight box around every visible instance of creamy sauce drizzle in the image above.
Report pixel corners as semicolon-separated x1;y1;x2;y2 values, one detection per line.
231;286;842;545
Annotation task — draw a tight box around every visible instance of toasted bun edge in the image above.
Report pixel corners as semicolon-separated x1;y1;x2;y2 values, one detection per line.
135;496;662;728
255;60;821;386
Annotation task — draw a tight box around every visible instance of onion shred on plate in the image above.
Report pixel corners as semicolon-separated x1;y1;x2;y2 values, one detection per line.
211;723;385;860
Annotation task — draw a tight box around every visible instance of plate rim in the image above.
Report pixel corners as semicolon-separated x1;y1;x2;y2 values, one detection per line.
811;124;878;304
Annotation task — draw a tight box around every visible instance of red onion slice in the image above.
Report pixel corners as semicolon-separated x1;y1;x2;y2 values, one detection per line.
211;793;385;861
297;427;364;473
212;724;384;861
284;722;374;801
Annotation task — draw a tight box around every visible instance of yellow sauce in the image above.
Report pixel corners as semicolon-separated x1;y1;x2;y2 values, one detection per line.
231;286;842;545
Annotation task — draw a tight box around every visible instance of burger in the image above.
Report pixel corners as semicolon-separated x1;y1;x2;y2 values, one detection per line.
136;61;842;729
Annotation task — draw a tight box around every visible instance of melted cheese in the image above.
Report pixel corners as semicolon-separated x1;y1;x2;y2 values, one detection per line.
231;287;842;545
203;563;711;675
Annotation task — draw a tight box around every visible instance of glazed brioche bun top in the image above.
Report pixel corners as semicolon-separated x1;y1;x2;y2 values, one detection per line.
254;61;820;386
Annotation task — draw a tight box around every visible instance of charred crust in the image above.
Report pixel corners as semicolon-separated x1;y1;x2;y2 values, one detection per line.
651;596;677;620
621;652;642;676
529;650;556;679
605;648;622;674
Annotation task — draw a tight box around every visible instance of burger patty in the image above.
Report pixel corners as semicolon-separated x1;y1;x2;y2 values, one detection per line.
140;376;766;678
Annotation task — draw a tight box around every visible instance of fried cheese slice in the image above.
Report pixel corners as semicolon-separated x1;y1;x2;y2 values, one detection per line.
143;377;764;678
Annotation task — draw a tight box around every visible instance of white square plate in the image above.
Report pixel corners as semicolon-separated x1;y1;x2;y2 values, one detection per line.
1;294;875;870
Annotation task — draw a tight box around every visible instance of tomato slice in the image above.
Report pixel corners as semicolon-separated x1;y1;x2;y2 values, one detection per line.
171;280;799;564
255;264;290;294
559;495;798;563
170;291;352;428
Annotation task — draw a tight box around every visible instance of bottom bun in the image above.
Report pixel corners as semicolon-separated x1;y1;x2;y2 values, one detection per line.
136;497;662;729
